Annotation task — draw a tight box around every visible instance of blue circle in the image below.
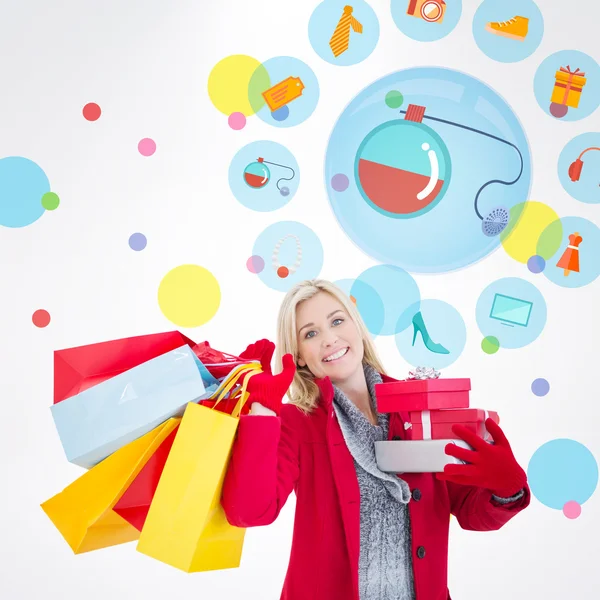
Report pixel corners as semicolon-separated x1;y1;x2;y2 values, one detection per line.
527;255;546;273
533;50;600;122
354;119;452;219
309;0;380;66
531;378;549;396
537;216;600;288
272;105;289;122
395;299;466;369
0;157;51;228
325;67;532;273
253;221;324;292
528;439;598;510
128;233;147;251
229;141;300;212
472;0;543;63
334;277;385;338
249;56;320;128
351;265;421;335
476;277;547;349
558;132;600;204
391;0;462;41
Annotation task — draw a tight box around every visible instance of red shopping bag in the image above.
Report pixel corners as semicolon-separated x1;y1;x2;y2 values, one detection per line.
113;425;179;531
54;331;197;404
192;341;249;380
54;333;252;404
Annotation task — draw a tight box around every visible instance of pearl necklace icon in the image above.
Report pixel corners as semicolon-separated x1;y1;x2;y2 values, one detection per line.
272;234;303;278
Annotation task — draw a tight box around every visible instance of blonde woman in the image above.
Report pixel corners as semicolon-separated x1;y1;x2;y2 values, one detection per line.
222;279;530;600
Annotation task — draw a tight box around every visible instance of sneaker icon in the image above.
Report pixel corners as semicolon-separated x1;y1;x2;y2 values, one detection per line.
485;15;529;41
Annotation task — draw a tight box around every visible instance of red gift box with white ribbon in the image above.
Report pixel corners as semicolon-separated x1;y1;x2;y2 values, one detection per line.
409;408;500;441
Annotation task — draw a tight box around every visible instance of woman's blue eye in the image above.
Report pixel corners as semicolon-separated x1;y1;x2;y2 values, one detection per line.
305;330;316;339
333;318;344;326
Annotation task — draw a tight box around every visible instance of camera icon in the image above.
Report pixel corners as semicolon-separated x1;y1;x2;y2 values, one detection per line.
406;0;446;24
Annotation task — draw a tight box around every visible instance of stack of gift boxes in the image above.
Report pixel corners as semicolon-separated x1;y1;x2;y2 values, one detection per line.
374;372;499;473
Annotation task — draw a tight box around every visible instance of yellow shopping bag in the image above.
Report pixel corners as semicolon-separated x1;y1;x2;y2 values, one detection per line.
136;363;261;572
41;418;179;554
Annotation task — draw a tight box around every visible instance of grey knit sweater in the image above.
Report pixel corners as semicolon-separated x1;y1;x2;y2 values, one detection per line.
332;365;416;600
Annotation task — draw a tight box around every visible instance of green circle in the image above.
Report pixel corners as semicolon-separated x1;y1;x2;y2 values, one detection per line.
41;192;60;211
481;336;500;354
385;90;404;109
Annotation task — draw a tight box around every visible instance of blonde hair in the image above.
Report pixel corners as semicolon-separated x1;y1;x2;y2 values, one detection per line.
274;279;386;414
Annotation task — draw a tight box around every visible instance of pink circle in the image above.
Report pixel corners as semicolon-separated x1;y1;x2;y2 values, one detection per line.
228;112;246;130
246;255;265;274
138;138;156;156
563;500;581;519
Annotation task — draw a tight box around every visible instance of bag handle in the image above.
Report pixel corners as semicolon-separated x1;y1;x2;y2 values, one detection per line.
208;362;262;412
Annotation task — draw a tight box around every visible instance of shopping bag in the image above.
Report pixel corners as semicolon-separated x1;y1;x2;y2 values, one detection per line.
136;364;261;572
50;344;220;468
54;331;197;403
113;363;259;531
192;341;252;380
41;418;179;554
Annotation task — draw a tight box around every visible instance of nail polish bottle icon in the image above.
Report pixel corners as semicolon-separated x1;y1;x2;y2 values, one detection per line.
556;232;583;276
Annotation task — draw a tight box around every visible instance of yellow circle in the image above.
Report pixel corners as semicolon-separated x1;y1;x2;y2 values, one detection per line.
207;54;270;117
158;265;221;328
500;201;561;263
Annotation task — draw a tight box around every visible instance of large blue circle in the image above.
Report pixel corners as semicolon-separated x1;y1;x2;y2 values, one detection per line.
325;67;532;273
528;439;598;510
0;157;50;228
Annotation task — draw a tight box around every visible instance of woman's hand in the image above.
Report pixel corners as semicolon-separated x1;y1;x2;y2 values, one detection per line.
436;418;527;498
245;354;296;416
239;339;276;374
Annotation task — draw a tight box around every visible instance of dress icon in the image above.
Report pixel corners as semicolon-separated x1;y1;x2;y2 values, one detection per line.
556;232;582;276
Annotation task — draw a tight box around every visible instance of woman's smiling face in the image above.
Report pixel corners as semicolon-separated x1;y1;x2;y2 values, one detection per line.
295;291;364;382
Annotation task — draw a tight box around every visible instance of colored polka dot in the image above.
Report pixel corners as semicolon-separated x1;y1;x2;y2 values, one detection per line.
528;439;598;510
527;255;546;273
228;112;246;130
277;266;290;278
138;138;156;157
481;336;500;354
272;105;289;122
331;174;349;192
531;378;550;397
41;192;60;211
129;232;147;251
350;295;357;305
32;309;51;328
82;102;101;121
563;500;582;519
500;202;561;264
280;186;290;197
385;90;404;109
246;255;265;274
157;265;220;328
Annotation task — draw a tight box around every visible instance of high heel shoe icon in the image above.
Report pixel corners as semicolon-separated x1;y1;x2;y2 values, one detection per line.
411;312;450;355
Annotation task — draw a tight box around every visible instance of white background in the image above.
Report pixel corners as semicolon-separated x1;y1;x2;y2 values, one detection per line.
0;0;598;598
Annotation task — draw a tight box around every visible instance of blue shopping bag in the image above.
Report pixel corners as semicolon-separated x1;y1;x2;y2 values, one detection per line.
50;345;220;468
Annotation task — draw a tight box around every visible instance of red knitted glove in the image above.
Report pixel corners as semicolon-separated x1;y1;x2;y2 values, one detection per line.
245;354;296;416
239;339;276;374
436;418;527;497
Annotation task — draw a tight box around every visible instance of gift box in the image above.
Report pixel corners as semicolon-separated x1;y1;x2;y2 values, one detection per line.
375;378;470;413
409;408;499;441
551;66;587;110
375;439;472;474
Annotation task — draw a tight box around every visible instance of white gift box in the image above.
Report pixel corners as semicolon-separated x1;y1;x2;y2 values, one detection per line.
375;439;473;473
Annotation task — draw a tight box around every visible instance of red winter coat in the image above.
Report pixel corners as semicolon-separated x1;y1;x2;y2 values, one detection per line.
222;374;530;600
